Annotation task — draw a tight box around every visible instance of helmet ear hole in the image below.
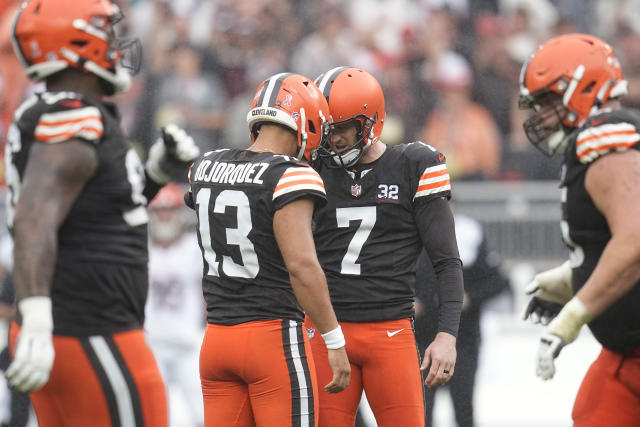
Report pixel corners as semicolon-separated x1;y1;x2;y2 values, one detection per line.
307;120;316;134
582;81;596;94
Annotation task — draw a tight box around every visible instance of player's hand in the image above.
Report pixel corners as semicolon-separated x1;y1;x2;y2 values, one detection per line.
6;297;54;392
535;296;592;381
146;124;200;184
325;347;350;393
421;332;456;388
522;261;573;325
536;331;566;380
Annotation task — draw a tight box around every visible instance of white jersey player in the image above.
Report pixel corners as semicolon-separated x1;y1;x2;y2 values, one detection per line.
145;183;205;427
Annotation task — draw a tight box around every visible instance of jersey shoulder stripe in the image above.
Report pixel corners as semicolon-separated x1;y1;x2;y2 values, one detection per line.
576;122;640;163
35;106;104;143
273;166;325;200
414;163;451;199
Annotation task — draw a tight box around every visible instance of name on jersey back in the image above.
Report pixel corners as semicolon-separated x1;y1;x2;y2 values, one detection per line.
193;160;269;185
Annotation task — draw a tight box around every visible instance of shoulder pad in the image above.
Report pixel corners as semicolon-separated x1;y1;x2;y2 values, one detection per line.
273;165;325;201
402;141;451;200
34;93;103;144
576;110;640;164
402;141;446;164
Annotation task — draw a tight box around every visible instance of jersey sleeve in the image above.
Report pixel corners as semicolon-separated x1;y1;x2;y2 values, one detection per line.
34;97;104;144
576;119;640;164
407;141;452;202
272;165;327;210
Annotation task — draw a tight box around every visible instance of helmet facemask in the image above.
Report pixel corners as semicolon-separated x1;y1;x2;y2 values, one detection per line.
315;113;377;168
520;90;571;156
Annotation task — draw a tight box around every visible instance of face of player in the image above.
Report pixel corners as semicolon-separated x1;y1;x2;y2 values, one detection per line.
329;120;359;154
534;94;564;135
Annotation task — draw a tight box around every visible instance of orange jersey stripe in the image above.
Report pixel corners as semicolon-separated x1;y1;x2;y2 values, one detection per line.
417;179;451;192
420;169;449;180
577;129;638;146
281;170;314;178
274;178;325;193
35;127;104;142
37;115;102;127
577;140;637;159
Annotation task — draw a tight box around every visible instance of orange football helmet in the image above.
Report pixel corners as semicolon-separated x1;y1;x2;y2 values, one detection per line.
247;72;331;161
10;0;141;94
519;33;627;154
315;67;385;167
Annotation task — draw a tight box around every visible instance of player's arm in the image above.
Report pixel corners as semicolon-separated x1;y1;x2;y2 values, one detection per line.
274;197;350;393
415;197;464;388
535;149;640;381
579;149;640;315
13;140;98;300
8;139;98;392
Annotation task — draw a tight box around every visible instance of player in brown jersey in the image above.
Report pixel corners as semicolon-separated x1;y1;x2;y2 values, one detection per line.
520;33;640;426
5;1;199;426
306;67;464;427
186;72;350;426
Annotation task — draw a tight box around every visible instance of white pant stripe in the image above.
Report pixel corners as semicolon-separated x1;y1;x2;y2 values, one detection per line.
288;320;311;427
89;336;136;427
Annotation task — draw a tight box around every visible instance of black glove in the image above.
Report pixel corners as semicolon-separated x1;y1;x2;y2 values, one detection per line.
521;261;573;325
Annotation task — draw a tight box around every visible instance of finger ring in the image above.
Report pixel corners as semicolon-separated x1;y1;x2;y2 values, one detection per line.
443;370;450;374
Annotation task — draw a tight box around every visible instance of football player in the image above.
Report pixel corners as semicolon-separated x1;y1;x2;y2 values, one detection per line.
6;1;198;426
520;33;640;426
186;72;350;426
307;67;464;427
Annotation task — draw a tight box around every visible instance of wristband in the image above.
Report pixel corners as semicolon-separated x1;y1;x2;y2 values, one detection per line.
548;296;594;344
321;325;345;350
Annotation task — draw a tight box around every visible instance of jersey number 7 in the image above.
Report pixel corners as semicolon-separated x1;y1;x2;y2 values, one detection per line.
336;206;376;275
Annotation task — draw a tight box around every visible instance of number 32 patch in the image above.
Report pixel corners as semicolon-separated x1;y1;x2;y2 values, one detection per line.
377;184;399;203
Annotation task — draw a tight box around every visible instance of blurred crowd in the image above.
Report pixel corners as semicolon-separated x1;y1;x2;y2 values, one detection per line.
3;0;640;182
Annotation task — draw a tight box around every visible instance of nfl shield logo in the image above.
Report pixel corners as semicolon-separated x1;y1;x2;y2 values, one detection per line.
307;328;315;339
351;184;362;197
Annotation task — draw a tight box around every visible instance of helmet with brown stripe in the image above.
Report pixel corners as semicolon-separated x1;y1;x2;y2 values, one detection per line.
314;67;385;168
246;73;331;162
518;33;627;155
10;0;141;95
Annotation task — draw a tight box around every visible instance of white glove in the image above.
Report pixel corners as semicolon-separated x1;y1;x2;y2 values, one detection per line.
536;332;566;380
535;297;593;380
522;261;573;325
145;124;200;185
6;297;55;392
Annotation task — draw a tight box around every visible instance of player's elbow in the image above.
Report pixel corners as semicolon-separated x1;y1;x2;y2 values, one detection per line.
286;256;323;284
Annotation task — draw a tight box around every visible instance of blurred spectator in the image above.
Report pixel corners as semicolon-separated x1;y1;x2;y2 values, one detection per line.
414;213;511;427
499;35;564;180
420;51;501;180
500;0;558;41
616;25;640;110
152;43;228;151
291;3;375;79
592;0;640;41
345;0;429;65
470;14;514;138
